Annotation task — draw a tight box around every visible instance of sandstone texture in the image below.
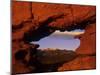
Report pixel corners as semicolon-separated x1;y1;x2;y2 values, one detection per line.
12;1;96;74
76;23;96;55
58;56;96;71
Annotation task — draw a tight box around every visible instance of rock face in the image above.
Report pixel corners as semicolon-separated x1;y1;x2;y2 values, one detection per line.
57;23;95;72
76;23;96;55
12;1;96;74
58;56;96;71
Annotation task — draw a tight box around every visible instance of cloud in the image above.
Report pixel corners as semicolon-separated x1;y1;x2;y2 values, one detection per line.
54;30;85;36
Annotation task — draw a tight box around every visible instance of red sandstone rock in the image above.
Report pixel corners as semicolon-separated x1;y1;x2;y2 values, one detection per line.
12;1;96;74
13;62;35;74
32;2;96;29
12;1;96;30
76;23;96;55
58;56;96;71
12;1;32;25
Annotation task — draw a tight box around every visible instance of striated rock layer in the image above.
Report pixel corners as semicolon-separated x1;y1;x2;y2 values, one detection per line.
12;1;96;74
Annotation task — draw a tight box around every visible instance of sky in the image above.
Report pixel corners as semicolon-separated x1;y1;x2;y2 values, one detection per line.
31;29;85;51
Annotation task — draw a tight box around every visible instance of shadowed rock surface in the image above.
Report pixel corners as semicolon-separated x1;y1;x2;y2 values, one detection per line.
12;1;96;74
37;50;77;64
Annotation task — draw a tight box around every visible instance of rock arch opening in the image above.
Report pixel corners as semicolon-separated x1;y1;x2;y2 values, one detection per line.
30;29;85;51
